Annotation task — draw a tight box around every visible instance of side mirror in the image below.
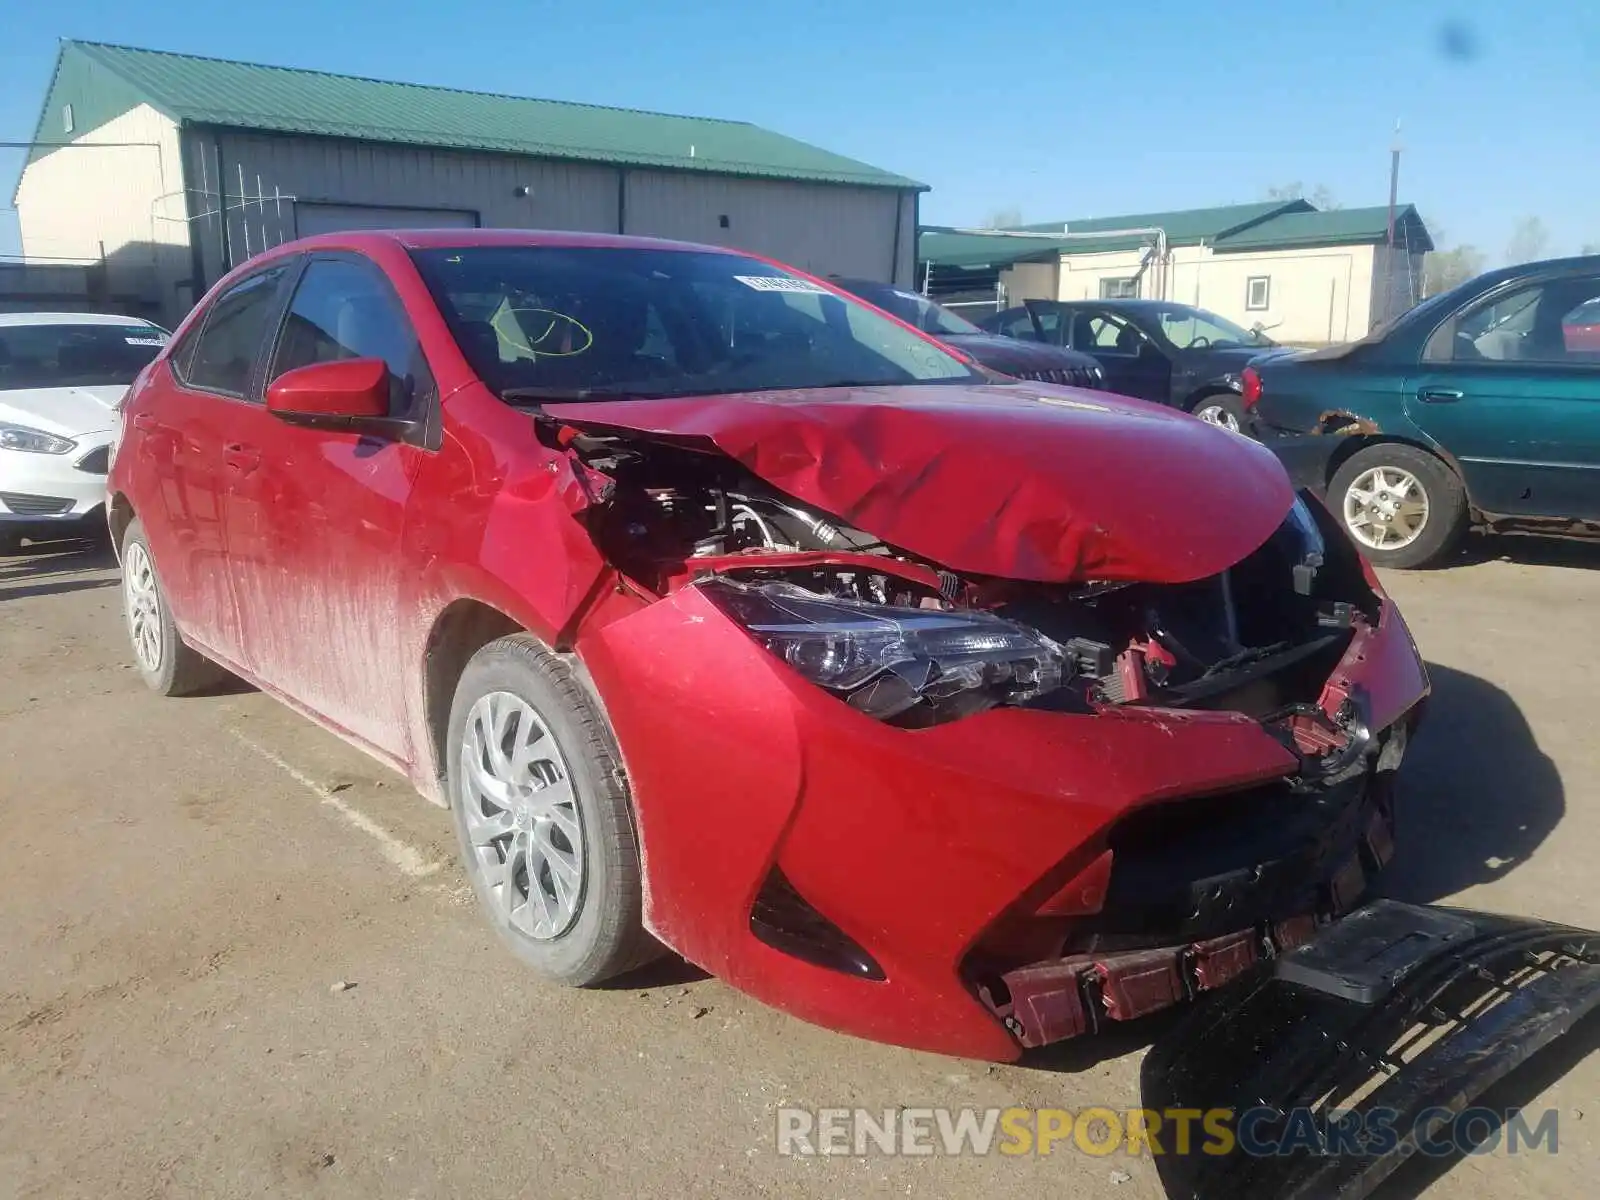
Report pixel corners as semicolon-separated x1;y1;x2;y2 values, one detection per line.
265;358;418;439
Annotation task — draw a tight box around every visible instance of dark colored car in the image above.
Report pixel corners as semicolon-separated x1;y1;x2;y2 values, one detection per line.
1244;255;1600;568
109;229;1427;1061
830;277;1106;389
983;299;1281;430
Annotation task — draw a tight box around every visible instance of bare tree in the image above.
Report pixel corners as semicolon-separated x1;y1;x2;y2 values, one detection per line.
1504;216;1550;265
984;207;1025;230
1582;243;1600;256
1424;244;1485;296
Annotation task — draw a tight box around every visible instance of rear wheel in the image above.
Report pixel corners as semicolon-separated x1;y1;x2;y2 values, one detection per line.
121;519;229;695
446;634;657;986
1329;444;1467;569
1191;393;1246;433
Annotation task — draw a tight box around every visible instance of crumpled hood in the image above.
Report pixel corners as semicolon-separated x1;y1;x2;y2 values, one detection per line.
544;383;1295;584
0;385;125;439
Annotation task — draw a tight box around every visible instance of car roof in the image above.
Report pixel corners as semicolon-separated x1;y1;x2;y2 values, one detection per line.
281;228;740;256
0;311;158;328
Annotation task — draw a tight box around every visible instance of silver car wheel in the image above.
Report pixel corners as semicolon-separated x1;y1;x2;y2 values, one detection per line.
1343;465;1430;550
123;541;164;673
458;691;587;941
1195;402;1242;433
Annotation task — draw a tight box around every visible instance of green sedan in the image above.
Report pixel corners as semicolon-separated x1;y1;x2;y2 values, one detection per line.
1243;254;1600;568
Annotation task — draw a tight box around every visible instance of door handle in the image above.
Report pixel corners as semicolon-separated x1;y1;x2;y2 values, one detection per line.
1417;387;1464;403
132;413;157;432
223;443;261;474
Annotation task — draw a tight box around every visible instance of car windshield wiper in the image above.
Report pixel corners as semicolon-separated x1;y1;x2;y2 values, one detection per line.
497;386;638;405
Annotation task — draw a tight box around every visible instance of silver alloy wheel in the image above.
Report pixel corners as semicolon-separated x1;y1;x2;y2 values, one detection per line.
1195;402;1241;432
1343;464;1430;550
123;541;164;673
459;691;586;940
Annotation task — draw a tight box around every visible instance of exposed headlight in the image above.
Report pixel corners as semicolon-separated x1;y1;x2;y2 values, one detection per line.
0;423;77;454
701;579;1067;724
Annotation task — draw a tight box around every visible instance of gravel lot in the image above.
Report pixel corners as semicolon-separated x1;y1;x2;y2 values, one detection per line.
1;536;1595;1199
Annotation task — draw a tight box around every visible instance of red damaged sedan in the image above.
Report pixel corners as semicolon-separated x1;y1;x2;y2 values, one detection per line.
108;230;1428;1061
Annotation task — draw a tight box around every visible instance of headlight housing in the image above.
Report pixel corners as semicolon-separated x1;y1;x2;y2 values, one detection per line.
701;579;1068;725
0;423;76;455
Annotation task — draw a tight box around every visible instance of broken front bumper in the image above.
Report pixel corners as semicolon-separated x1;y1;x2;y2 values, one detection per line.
577;577;1428;1062
1141;900;1600;1199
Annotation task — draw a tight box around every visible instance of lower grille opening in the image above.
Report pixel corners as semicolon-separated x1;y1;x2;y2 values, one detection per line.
75;446;110;475
1063;768;1392;953
0;492;74;516
750;866;884;981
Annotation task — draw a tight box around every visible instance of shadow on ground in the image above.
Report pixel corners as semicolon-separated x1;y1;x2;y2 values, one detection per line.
1449;531;1600;571
1379;661;1564;905
0;539;119;601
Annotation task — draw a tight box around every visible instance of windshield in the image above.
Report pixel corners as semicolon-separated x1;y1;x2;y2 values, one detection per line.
840;280;983;336
412;247;982;399
1147;305;1275;350
0;322;167;391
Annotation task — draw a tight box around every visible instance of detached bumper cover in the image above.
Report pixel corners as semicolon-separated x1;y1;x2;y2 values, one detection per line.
1141;900;1600;1199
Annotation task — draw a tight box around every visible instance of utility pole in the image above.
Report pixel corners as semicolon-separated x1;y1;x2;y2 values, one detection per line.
1384;120;1402;322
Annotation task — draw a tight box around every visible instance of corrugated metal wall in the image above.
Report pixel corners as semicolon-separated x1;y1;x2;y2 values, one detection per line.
185;128;915;292
621;171;915;284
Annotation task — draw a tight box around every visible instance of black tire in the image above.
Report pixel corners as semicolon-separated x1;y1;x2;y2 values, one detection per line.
446;634;657;986
1329;443;1467;569
1189;392;1247;433
119;518;230;695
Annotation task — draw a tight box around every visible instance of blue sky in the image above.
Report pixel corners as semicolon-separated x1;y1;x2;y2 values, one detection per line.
2;0;1596;261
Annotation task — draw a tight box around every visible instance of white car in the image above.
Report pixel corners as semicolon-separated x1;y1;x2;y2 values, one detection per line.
0;312;169;553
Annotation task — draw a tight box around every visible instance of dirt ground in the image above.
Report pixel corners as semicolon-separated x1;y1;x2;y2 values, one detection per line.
1;535;1595;1199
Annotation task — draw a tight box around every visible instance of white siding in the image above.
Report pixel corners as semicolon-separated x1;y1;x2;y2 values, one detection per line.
14;103;189;318
623;171;913;282
1192;245;1377;345
999;242;1384;345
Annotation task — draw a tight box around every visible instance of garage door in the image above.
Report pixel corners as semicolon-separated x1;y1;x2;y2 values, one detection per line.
294;203;478;236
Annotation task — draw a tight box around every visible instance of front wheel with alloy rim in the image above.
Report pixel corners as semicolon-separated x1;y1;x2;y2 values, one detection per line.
1329;443;1467;569
120;518;229;695
446;634;658;986
1191;394;1247;433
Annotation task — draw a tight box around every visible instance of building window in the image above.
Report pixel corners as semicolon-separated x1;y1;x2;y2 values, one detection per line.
62;104;74;134
1099;277;1138;300
1246;276;1271;311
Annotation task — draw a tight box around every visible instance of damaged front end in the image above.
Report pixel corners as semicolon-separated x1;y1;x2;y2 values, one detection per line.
542;403;1428;1059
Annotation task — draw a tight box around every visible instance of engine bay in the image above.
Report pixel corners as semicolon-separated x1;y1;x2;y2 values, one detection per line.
554;424;1381;749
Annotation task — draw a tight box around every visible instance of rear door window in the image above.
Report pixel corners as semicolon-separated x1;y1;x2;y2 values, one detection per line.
185;267;289;397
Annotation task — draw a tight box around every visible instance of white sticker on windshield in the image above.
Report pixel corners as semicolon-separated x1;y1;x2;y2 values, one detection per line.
124;333;167;346
734;275;832;295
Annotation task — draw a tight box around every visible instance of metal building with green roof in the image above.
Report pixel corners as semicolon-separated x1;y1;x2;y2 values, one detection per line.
13;40;926;321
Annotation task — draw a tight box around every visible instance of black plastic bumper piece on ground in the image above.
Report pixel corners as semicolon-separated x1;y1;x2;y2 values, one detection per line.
1140;899;1600;1200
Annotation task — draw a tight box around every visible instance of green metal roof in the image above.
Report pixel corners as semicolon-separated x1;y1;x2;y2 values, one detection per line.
29;41;924;190
915;229;1076;270
919;201;1311;267
1210;205;1434;252
919;200;1434;268
1007;200;1309;245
